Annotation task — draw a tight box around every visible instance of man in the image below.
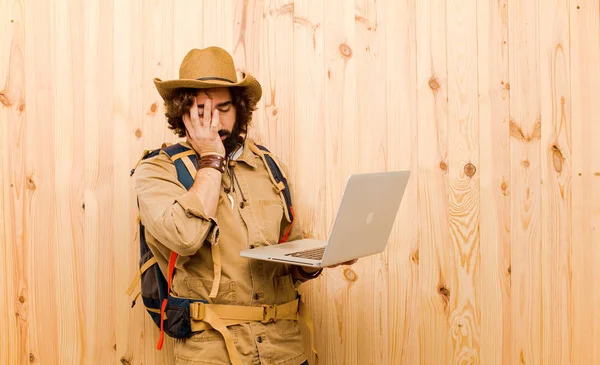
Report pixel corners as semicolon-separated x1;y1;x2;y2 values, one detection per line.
135;46;355;365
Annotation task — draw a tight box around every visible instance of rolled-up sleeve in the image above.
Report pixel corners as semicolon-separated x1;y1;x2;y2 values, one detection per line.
134;152;219;256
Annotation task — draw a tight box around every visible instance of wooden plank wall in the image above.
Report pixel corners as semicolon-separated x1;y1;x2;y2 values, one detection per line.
1;0;599;364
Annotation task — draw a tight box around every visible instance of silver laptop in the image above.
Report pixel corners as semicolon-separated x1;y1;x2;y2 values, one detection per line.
240;170;410;268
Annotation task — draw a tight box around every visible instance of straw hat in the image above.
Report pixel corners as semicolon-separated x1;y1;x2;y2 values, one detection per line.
153;46;262;102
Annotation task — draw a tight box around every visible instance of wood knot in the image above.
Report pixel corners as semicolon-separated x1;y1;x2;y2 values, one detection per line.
595;172;600;176
439;161;448;171
17;100;25;115
505;82;510;90
501;181;508;195
510;119;541;142
520;350;525;364
19;296;25;303
439;285;450;297
428;77;440;91
134;128;143;139
521;160;530;169
120;358;132;365
327;69;332;79
29;353;35;362
272;108;278;116
507;265;511;275
343;268;358;282
149;102;158;114
0;92;11;107
26;177;36;191
551;145;563;173
411;249;419;265
438;285;450;307
339;44;353;58
464;163;476;177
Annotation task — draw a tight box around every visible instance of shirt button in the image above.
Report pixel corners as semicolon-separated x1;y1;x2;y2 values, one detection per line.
257;336;263;343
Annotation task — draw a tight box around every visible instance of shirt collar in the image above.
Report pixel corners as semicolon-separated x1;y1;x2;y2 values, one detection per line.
235;139;257;168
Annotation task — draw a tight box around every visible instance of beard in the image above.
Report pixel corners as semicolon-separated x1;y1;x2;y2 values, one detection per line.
220;129;244;157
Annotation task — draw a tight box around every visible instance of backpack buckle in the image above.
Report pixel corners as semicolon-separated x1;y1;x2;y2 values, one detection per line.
190;302;206;320
261;304;277;324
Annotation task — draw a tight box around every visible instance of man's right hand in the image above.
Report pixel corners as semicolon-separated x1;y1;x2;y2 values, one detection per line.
183;97;226;158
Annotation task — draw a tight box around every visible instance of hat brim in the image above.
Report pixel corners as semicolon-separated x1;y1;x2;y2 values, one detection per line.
153;73;262;102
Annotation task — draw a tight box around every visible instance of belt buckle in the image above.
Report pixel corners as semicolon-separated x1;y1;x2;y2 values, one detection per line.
261;304;277;324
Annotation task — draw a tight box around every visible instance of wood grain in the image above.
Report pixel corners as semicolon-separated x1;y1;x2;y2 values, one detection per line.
173;0;203;72
384;0;420;363
113;0;148;363
1;1;25;364
415;0;452;363
25;0;60;363
1;1;599;364
570;1;600;364
508;0;543;363
52;0;85;361
258;0;295;162
477;0;511;364
540;0;572;363
445;0;481;362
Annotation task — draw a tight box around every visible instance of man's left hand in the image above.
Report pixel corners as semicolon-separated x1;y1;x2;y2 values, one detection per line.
325;259;358;269
301;259;358;274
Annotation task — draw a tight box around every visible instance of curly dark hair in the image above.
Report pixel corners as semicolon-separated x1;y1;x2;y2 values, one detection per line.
163;86;258;139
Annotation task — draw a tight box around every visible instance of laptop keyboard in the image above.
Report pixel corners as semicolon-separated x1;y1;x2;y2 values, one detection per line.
285;247;325;261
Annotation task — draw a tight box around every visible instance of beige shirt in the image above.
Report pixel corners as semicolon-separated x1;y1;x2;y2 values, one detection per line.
134;139;315;365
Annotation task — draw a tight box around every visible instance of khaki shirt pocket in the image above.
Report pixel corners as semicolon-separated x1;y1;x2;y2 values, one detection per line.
185;277;237;304
174;327;239;365
273;273;297;305
258;199;284;244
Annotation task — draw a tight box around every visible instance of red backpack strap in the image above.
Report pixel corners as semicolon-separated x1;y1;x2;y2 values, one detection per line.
156;251;178;350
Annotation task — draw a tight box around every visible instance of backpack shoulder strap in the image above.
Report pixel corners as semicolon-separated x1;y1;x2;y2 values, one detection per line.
130;143;199;189
162;143;199;190
130;149;161;176
247;142;295;242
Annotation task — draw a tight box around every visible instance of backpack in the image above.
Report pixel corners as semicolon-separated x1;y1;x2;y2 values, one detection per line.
126;142;295;350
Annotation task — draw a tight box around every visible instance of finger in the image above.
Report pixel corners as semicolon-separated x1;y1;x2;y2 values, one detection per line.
203;98;212;127
211;109;221;134
183;112;194;135
190;97;203;131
